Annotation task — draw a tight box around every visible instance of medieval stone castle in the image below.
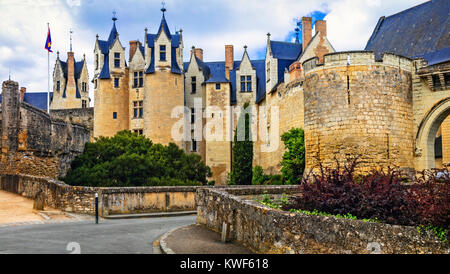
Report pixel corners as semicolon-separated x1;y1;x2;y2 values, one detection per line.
1;0;449;184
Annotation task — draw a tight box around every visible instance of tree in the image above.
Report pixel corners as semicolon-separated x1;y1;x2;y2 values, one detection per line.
63;130;211;187
281;128;305;185
230;103;253;185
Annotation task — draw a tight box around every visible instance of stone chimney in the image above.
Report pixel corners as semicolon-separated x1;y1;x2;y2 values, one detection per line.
315;20;327;38
1;80;20;153
20;87;26;101
225;45;234;80
129;40;139;62
67;52;75;87
190;47;204;61
302;17;312;51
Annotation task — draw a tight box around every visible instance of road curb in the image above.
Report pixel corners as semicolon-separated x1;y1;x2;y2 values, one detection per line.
159;226;186;254
103;211;196;220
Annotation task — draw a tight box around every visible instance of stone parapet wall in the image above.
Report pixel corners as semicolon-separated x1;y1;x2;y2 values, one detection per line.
196;186;449;254
0;174;282;216
303;51;413;73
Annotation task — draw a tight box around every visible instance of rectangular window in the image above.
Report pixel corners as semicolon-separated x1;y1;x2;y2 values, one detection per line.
56;81;60;91
191;139;197;152
113;112;117;119
247;76;252;92
139;71;143;87
81;82;87;92
95;54;99;70
216;83;221;90
114;78;119;88
133;129;143;135
160;45;166;61
240;75;252;92
82;100;87;108
114;53;120;68
191;76;197;94
191;108;195;124
133;71;143;88
133;101;143;118
432;74;441;90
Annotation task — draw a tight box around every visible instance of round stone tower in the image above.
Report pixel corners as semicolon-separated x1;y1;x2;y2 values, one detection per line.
303;51;414;174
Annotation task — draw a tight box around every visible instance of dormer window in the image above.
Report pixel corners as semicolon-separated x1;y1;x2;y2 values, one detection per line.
82;82;87;92
114;53;120;68
134;71;143;88
240;75;252;92
191;76;197;94
160;45;166;61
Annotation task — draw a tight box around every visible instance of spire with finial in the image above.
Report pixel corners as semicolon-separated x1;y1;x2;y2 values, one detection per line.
107;11;119;46
112;10;117;22
161;1;166;13
244;45;248;52
57;51;60;60
70;28;74;52
295;20;300;44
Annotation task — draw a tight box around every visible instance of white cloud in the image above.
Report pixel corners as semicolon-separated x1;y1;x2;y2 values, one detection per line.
0;0;95;104
0;0;427;105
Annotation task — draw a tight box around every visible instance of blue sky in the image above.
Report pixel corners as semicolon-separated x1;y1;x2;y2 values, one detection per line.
0;0;426;99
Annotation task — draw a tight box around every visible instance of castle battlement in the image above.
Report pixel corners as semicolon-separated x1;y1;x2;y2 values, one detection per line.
303;51;414;74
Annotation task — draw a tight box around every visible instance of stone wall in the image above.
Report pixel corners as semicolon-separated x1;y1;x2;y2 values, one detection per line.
196;186;449;254
50;107;94;141
254;77;305;174
303;52;414;174
0;174;200;216
1;80;90;178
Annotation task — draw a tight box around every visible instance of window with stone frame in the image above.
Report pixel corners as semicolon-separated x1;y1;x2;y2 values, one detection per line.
82;82;87;92
82;100;87;108
114;52;120;68
133;129;144;135
160;45;166;61
432;74;442;90
191;108;195;124
113;112;117;119
216;83;221;90
134;71;143;88
56;81;60;92
240;75;252;92
444;73;450;87
133;101;143;118
114;77;119;88
191;76;197;94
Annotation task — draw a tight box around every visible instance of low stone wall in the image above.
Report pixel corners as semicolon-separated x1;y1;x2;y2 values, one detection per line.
0;174;200;216
196;187;449;254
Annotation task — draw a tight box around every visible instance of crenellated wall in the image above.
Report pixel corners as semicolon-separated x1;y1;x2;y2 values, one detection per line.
303;52;415;174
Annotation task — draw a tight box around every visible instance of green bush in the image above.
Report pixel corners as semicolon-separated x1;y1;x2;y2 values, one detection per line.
281;128;305;185
63;130;211;187
252;166;284;185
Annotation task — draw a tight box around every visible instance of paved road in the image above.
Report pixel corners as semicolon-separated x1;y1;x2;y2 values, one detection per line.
0;215;196;254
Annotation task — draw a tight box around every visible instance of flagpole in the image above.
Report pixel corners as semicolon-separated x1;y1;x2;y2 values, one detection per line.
47;22;50;114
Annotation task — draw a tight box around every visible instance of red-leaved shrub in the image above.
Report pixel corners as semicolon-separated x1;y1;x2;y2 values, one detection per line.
283;157;450;229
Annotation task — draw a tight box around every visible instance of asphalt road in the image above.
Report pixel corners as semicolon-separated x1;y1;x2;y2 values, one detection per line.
0;215;196;254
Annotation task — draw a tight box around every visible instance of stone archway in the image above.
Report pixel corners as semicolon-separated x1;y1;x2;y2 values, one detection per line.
415;97;450;170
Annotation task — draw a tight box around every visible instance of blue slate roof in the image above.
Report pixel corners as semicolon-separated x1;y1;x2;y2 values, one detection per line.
270;40;302;60
365;0;450;65
183;58;266;104
0;92;53;111
144;14;182;74
96;19;119;79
